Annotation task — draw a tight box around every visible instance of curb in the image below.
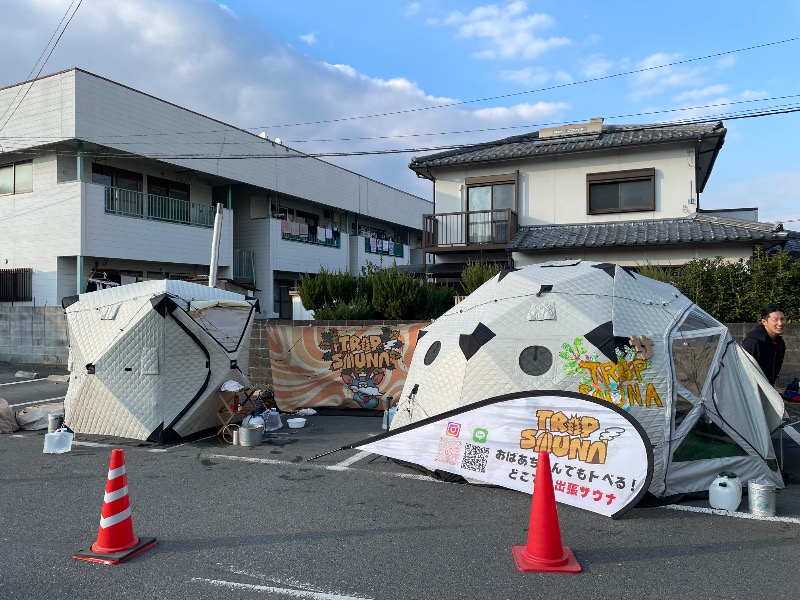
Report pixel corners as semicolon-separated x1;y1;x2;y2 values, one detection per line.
47;374;70;383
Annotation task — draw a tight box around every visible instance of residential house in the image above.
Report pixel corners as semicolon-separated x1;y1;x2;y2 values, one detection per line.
0;69;429;317
409;118;796;280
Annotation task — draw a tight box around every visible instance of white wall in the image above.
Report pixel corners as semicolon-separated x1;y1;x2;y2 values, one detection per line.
431;143;698;225
0;70;76;144
512;244;750;267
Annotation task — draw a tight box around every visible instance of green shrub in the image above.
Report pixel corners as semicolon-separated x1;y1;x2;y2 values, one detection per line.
371;263;422;320
461;259;504;294
312;298;375;320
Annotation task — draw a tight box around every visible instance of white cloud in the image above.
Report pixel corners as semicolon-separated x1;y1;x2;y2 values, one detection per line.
673;84;729;103
629;52;707;101
499;66;572;87
443;0;569;59
716;55;736;69
740;89;768;100
299;32;316;45
581;54;614;78
403;2;421;17
472;101;569;121
218;3;238;20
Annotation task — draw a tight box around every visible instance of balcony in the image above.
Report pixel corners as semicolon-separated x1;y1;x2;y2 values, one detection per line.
104;186;215;228
233;250;256;285
363;236;404;258
422;208;517;253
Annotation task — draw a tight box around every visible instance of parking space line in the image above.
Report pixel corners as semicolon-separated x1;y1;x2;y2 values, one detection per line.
8;396;65;408
204;453;441;482
191;577;372;599
664;503;800;524
332;450;371;469
0;378;45;386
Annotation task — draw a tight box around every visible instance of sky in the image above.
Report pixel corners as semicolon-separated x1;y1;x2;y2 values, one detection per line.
1;0;798;228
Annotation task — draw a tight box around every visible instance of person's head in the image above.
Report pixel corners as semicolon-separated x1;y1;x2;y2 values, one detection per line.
761;304;786;339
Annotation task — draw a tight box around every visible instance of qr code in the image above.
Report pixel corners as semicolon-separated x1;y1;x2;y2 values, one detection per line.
435;438;463;466
460;443;489;473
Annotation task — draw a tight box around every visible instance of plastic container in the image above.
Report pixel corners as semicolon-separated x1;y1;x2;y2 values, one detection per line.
265;408;283;432
239;425;264;446
243;412;265;430
748;478;777;517
709;472;742;511
43;428;73;454
287;417;306;429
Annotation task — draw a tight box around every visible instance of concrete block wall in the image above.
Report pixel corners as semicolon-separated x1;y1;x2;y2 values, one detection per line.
0;306;69;365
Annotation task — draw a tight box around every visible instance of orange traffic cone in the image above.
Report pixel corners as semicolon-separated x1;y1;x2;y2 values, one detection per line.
73;448;156;565
512;450;581;573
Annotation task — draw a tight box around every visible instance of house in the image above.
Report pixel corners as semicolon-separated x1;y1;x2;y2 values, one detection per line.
409;118;796;280
0;68;429;317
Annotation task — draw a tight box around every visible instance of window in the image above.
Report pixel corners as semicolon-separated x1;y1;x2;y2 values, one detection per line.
91;163;143;191
147;176;190;201
465;173;517;243
587;168;655;214
0;160;33;195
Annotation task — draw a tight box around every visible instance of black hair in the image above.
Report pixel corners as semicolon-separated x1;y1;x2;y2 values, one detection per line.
761;304;784;319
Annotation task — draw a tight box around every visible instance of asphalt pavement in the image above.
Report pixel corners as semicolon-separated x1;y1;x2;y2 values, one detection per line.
2;362;800;599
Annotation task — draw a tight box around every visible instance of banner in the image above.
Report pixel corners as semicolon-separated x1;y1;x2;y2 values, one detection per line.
266;323;429;411
353;390;653;518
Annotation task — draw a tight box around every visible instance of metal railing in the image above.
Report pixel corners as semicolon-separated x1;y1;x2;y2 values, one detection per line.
233;250;256;284
363;236;404;258
0;268;32;302
422;208;517;251
103;186;215;228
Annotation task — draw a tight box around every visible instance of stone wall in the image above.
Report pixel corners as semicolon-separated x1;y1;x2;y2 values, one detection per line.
2;306;798;389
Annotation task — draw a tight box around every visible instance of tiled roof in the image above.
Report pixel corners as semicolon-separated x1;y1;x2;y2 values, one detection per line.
409;123;725;170
507;213;797;252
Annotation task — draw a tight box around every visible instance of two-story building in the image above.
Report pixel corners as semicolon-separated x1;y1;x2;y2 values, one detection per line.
410;118;796;281
0;69;429;317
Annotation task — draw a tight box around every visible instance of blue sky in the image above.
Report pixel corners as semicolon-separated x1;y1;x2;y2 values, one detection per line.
1;0;798;228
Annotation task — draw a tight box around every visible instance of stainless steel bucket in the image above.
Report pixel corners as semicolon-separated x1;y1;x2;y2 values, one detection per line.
239;425;264;446
748;478;777;517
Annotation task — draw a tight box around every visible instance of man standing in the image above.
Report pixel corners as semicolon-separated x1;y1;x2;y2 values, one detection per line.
743;304;787;386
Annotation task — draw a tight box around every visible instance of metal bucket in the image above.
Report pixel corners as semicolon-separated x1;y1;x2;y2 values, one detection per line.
748;478;777;517
48;413;64;433
239;425;264;447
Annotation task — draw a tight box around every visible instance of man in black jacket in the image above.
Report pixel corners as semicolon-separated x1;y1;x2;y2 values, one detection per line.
742;304;786;386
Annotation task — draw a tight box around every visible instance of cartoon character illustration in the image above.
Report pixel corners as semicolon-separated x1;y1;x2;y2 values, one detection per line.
341;368;385;409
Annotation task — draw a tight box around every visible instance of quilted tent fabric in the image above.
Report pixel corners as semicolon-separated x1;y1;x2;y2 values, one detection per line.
392;260;784;498
63;280;255;443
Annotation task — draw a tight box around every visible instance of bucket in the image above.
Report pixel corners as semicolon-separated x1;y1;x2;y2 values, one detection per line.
48;413;64;433
239;425;264;447
748;478;777;517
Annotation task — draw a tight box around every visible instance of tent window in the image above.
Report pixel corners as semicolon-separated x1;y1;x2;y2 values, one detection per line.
186;303;252;352
678;310;718;332
424;341;441;365
672;334;720;397
674;394;694;428
518;345;553;376
673;419;748;462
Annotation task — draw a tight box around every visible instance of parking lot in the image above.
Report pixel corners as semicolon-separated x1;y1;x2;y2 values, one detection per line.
3;362;800;599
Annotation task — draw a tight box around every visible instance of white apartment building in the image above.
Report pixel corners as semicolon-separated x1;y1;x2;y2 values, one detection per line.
0;69;429;317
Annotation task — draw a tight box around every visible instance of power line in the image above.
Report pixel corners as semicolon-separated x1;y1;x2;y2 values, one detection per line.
4;105;798;161
0;0;83;135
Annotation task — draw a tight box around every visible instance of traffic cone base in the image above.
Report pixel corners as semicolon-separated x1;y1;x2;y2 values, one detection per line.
73;537;157;566
73;448;156;565
512;543;581;573
512;450;582;574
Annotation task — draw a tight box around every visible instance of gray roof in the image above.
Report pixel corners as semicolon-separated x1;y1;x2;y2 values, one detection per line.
507;213;797;253
410;122;725;172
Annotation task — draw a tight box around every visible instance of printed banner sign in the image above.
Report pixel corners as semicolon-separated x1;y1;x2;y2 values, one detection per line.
354;390;653;518
266;323;428;411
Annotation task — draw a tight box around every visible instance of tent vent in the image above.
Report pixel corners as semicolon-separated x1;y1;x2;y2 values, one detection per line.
527;301;556;321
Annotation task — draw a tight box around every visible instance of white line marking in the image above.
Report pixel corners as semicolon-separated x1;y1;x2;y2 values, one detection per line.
0;378;45;386
191;577;372;599
148;434;218;452
204;453;440;482
664;503;800;524
333;451;371;468
8;396;65;407
73;441;113;448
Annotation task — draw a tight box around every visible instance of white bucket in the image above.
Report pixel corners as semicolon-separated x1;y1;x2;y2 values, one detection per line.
43;428;73;454
748;478;777;517
239;425;264;447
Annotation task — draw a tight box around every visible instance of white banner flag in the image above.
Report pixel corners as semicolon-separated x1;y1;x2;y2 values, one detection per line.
354;391;653;518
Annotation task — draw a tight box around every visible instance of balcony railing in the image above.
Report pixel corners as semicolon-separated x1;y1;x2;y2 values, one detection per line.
233;250;256;284
280;228;341;248
104;186;215;228
422;208;518;252
364;236;404;258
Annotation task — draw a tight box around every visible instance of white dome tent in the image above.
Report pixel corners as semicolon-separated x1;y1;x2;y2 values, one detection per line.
391;260;785;498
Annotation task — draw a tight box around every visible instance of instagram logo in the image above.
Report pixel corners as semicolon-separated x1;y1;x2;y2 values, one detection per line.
446;422;462;437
